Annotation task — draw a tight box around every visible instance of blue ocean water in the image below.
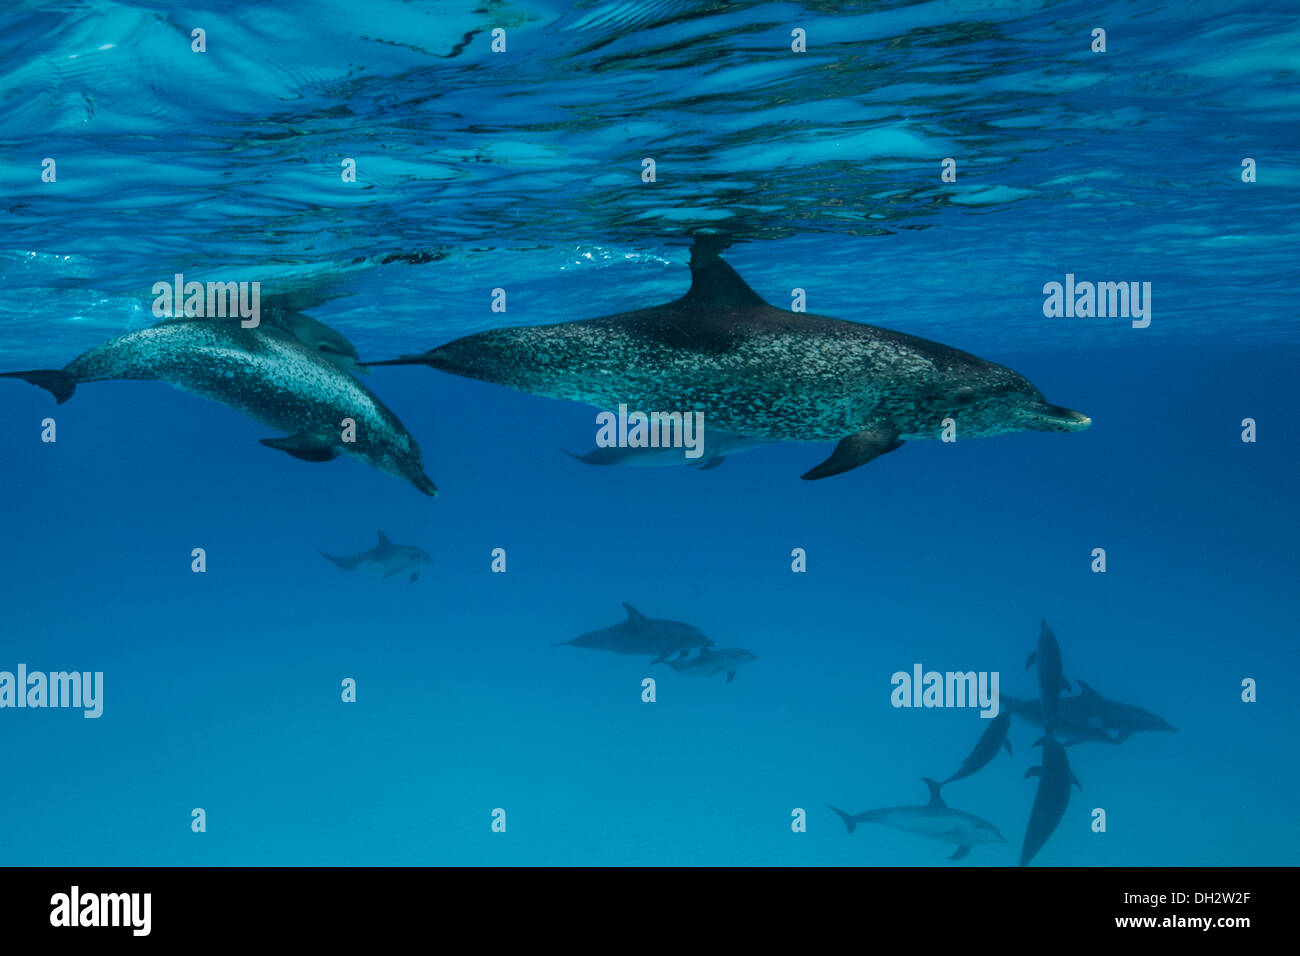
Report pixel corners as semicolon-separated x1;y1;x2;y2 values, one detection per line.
0;0;1297;866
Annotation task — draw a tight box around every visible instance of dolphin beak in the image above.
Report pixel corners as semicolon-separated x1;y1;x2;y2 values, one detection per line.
413;473;439;497
1030;403;1091;432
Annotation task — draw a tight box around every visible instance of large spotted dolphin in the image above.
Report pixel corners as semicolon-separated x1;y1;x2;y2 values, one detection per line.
370;246;1091;479
1;317;437;495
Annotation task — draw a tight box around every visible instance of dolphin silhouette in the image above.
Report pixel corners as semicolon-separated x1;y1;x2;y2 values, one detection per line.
1020;735;1081;866
553;604;713;663
320;531;432;582
942;711;1013;784
563;429;768;470
657;647;757;684
1026;619;1070;730
369;243;1090;480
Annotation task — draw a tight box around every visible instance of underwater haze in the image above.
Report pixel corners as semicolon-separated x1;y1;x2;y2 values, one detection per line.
0;0;1297;866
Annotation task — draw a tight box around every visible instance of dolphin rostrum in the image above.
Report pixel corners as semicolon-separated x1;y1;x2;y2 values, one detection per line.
320;531;432;582
1007;682;1177;744
1020;735;1081;867
1;318;437;495
942;711;1013;784
563;429;768;470
827;778;1007;861
1026;619;1070;730
553;603;713;663
369;244;1090;480
657;647;758;684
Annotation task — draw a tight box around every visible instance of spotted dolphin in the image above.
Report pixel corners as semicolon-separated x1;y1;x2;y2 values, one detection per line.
553;603;713;663
1020;735;1081;867
1;318;437;495
321;531;432;582
827;778;1007;861
1026;619;1070;730
1006;683;1176;744
942;711;1013;784
657;647;758;684
369;244;1090;480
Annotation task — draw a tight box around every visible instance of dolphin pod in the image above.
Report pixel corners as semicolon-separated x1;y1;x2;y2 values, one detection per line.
369;243;1091;480
830;619;1177;864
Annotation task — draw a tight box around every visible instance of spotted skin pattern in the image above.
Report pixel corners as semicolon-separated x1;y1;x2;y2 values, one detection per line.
44;319;435;494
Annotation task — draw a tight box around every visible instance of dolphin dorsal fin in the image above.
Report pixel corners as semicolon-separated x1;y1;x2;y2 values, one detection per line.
377;531;392;547
622;603;647;622
1077;680;1100;699
920;777;946;808
681;247;767;310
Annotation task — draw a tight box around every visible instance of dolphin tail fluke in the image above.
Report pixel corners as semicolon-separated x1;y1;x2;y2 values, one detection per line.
0;369;76;404
825;804;858;834
920;777;947;808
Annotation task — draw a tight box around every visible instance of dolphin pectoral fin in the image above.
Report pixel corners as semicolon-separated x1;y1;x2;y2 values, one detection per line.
725;670;736;684
1003;738;1013;756
1060;675;1072;692
1;368;77;404
676;649;689;660
800;431;903;481
1025;766;1042;779
698;456;727;470
949;844;972;861
383;568;401;578
409;572;419;582
1072;773;1082;791
260;434;341;462
1025;651;1036;671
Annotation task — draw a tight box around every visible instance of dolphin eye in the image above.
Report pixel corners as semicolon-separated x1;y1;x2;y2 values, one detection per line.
953;386;976;404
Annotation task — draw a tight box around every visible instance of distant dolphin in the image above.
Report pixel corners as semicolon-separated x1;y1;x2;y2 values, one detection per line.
1;318;437;495
563;430;768;470
942;711;1013;784
1008;682;1177;744
262;306;370;376
827;778;1007;861
657;647;757;684
320;531;431;582
1001;693;1117;746
1020;735;1081;866
553;603;713;663
368;242;1090;480
1026;619;1070;730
